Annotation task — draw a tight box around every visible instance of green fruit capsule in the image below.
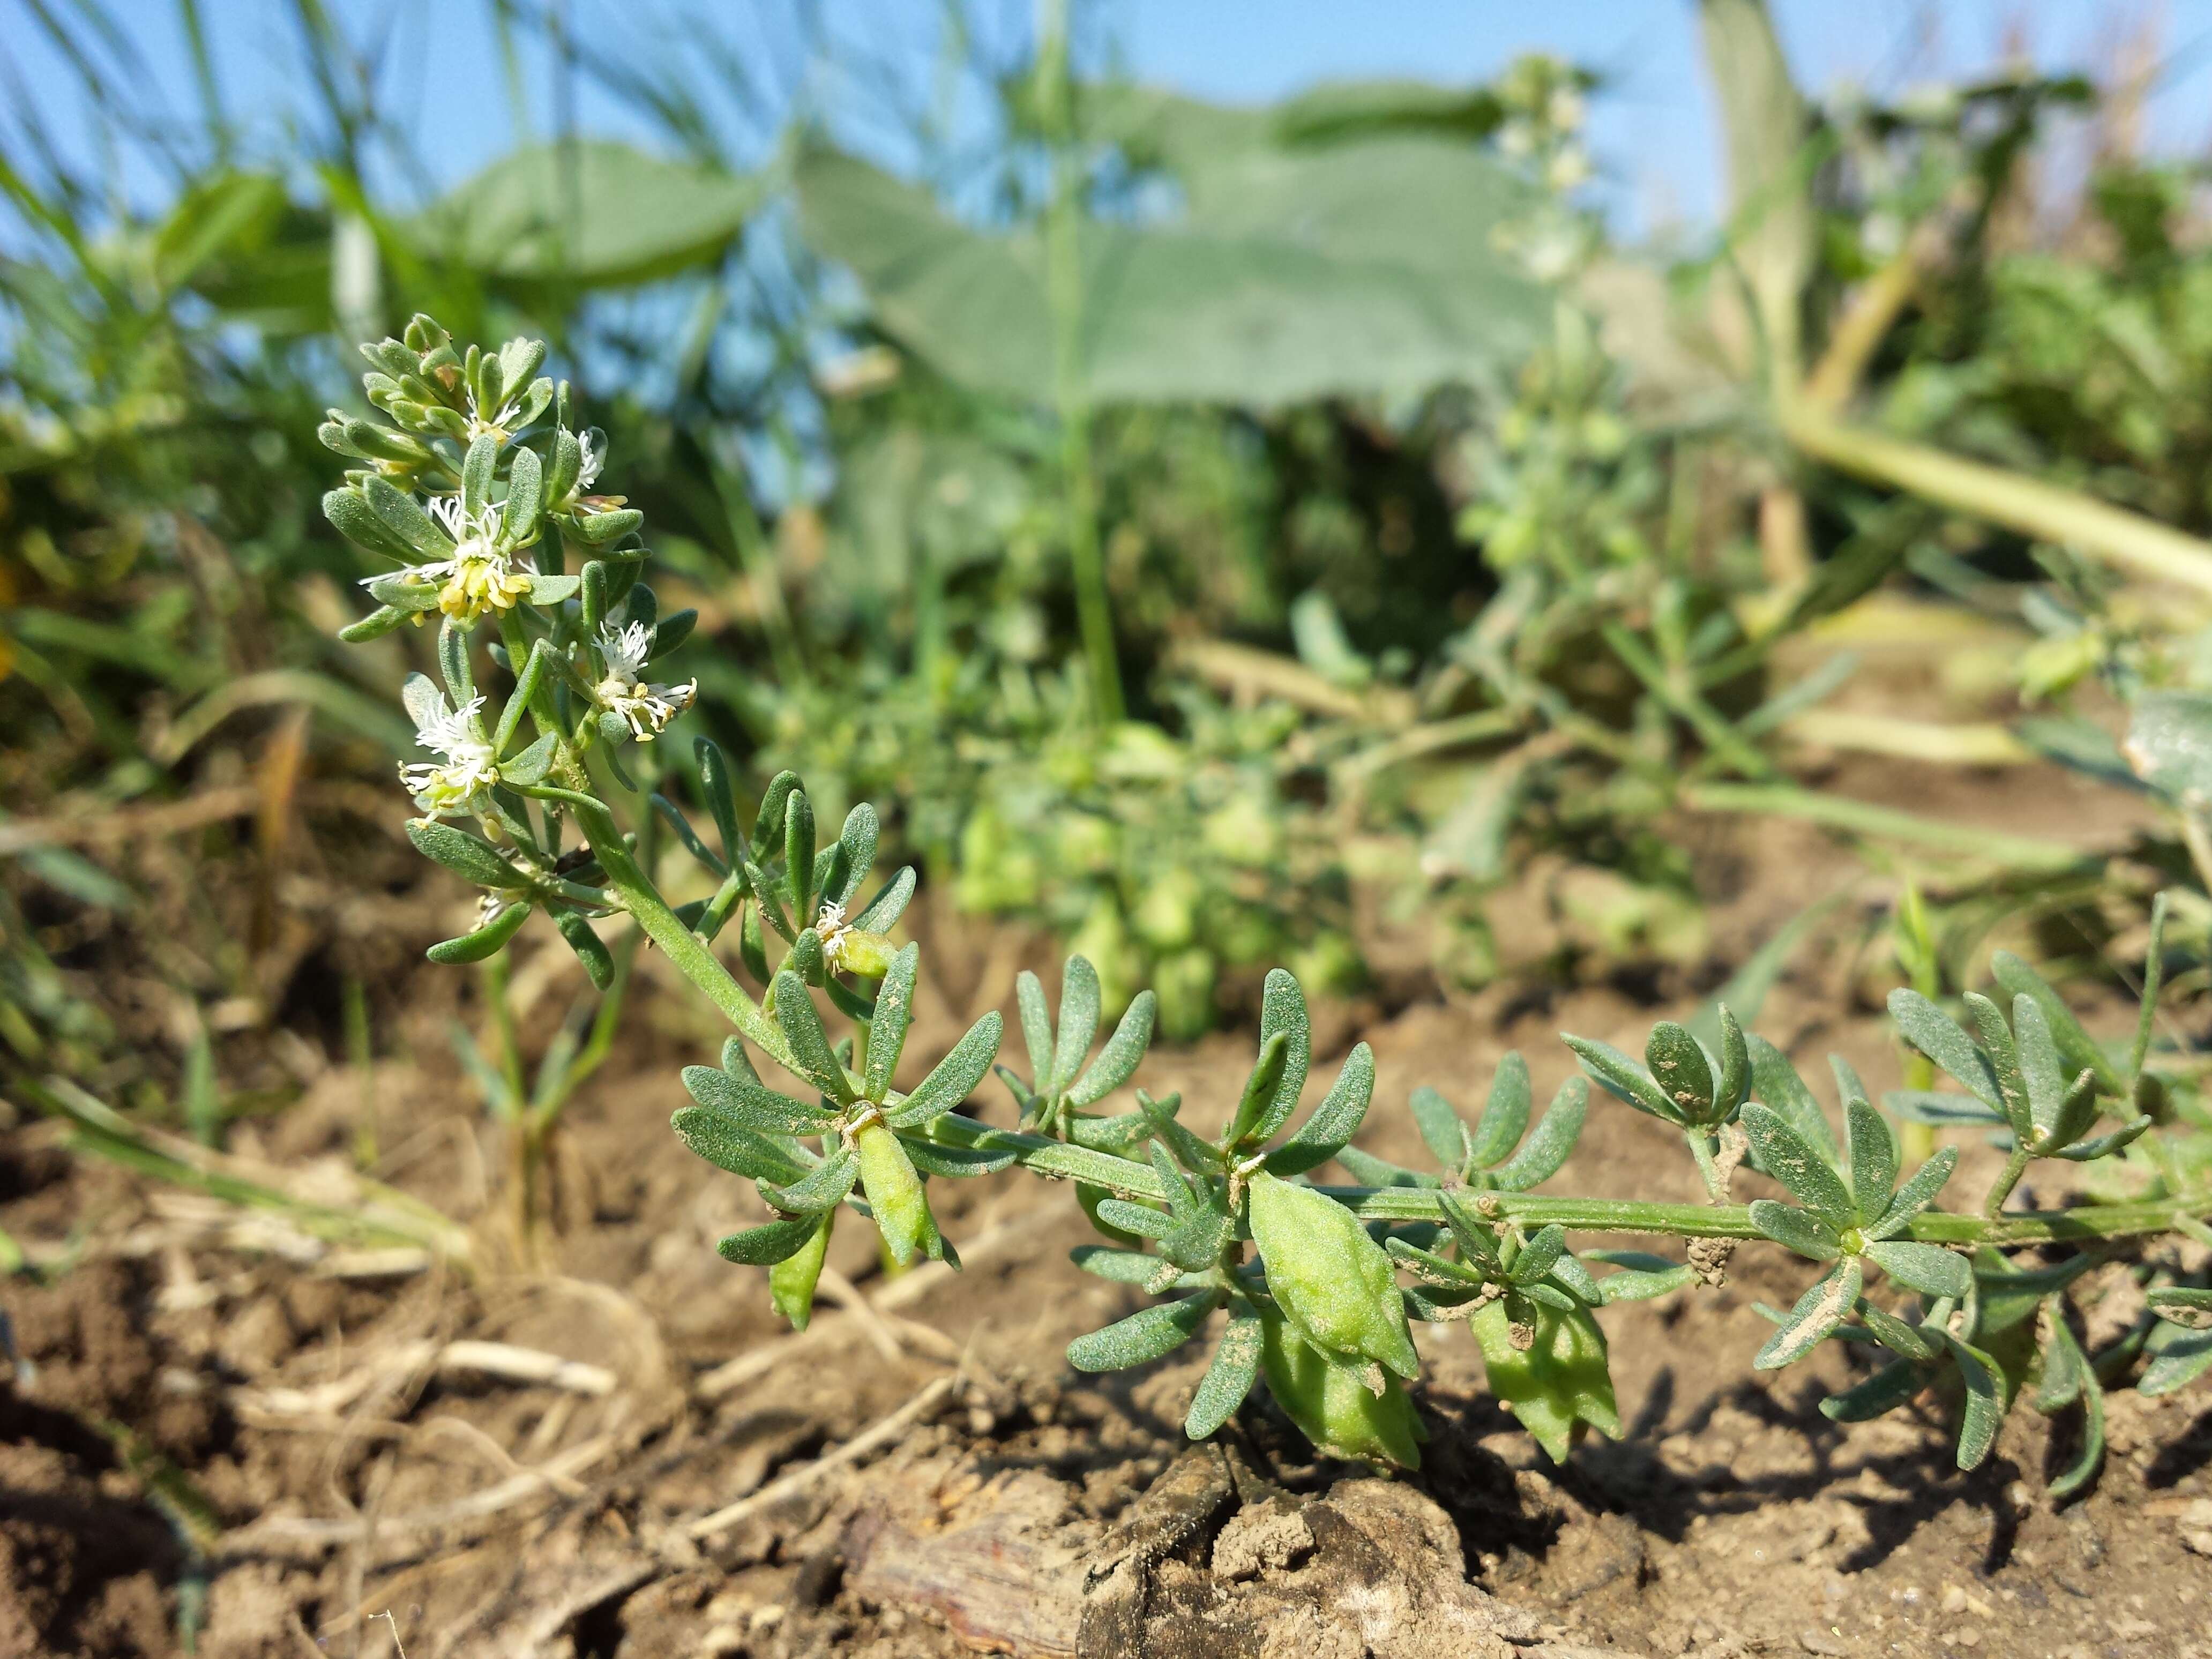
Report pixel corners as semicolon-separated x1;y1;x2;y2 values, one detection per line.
1469;1298;1621;1464
1258;1307;1425;1468
853;1118;940;1266
1247;1172;1419;1380
769;1210;833;1331
828;926;898;979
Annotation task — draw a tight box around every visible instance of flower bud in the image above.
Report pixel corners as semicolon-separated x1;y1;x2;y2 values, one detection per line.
853;1119;940;1266
1247;1172;1419;1380
1257;1307;1424;1468
828;926;898;980
1468;1298;1621;1464
769;1210;833;1331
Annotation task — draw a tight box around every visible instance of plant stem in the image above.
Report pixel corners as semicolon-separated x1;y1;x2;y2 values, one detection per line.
1683;781;2089;870
1036;0;1124;723
914;1111;2212;1248
1782;407;2212;600
1984;1144;2035;1217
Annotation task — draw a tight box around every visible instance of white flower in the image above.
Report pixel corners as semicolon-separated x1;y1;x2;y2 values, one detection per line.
467;384;524;443
406;496;534;622
399;692;500;817
593;621;696;741
576;430;605;492
815;900;853;969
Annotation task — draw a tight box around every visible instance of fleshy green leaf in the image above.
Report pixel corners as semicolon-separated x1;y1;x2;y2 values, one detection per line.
885;1011;1003;1127
1489;1077;1587;1191
1739;1103;1856;1223
1069;990;1156;1108
1863;1240;1970;1300
1467;1052;1533;1168
1843;1096;1896;1223
1887;989;2002;1110
1185;1306;1262;1438
1066;1292;1216;1372
1747;1198;1842;1262
1755;1259;1863;1369
1264;1042;1375;1177
1049;956;1102;1097
864;945;920;1103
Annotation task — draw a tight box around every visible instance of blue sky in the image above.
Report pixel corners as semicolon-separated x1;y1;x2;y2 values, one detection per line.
5;1;2211;240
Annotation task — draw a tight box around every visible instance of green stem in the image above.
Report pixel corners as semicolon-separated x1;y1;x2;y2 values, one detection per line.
1683;781;2089;870
564;790;794;1069
1984;1144;2035;1217
1037;0;1123;724
915;1112;2211;1248
1783;408;2212;600
1602;622;1774;779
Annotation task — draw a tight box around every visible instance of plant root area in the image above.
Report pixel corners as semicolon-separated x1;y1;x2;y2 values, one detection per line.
5;772;2211;1658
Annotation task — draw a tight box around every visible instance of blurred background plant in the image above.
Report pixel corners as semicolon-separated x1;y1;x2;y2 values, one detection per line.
10;0;2212;1162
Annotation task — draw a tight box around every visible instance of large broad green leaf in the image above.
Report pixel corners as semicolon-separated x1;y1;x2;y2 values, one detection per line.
793;118;1549;408
413;140;767;287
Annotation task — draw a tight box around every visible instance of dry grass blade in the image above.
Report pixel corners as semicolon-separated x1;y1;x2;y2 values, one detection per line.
685;1375;960;1541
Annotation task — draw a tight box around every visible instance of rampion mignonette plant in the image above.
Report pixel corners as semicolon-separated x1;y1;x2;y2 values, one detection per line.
324;319;2212;1488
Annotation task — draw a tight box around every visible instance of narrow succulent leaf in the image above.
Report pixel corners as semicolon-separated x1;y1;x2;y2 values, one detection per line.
752;771;799;858
2149;1287;2212;1325
1066;1292;1215;1372
834;803;879;904
784;788;817;916
1881;1090;2005;1127
1819;1359;1926;1423
2036;1306;2090;1411
1049;956;1103;1096
502;444;543;541
553;907;615;989
1507;1224;1569;1288
499;729;559;787
1385;1238;1488;1288
716;1216;824;1266
854;1122;942;1264
1963;991;2034;1144
2128;892;2169;1078
772;972;855;1104
2010;993;2068;1137
1070;990;1156;1108
1265;1042;1376;1176
1335;1146;1439;1189
2045;1068;2102;1152
1855;1299;1940;1361
759;1146;861;1217
864;945;920;1102
1093;1199;1172;1240
1225;1032;1292;1149
1015;971;1053;1095
671;1106;810;1186
1247;969;1313;1144
900;1135;1018;1176
1942;1333;2005;1470
2139;1326;2212;1396
850;865;916;933
2046;1365;2105;1500
1863;1240;1971;1300
1156;1207;1235;1272
1974;1256;2094;1336
1563;1035;1679;1123
1065;1110;1152;1153
1864;1147;1960;1240
1489;1077;1587;1192
885;1011;1002;1127
1755;1259;1863;1369
407;820;525;888
1185;1307;1263;1438
1645;1022;1717;1123
1887;989;2002;1110
1548;1250;1603;1307
1409;1086;1467;1168
1739;1103;1856;1223
2050;1114;2153;1163
1071;1246;1168;1285
1747;1198;1843;1261
1844;1097;1897;1223
1992;951;2124;1095
1713;1006;1751;1117
768;1210;832;1331
426;900;532;963
1594;1260;1700;1303
721;1038;761;1086
1746;1035;1839;1159
694;739;743;862
461;433;499;517
1438;1192;1505;1269
681;1064;836;1134
1467;1052;1533;1168
1141;1088;1223;1174
651;794;728;878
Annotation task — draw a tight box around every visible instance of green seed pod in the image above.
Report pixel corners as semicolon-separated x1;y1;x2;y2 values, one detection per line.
1257;1307;1424;1468
1246;1172;1419;1380
853;1119;940;1266
1468;1298;1621;1464
769;1210;833;1332
828;926;898;980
